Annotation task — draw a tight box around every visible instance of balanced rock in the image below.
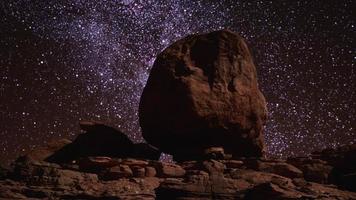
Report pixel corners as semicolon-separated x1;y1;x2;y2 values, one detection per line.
139;29;267;160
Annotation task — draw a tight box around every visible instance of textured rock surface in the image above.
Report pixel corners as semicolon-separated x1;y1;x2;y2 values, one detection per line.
151;161;186;178
16;139;71;163
288;143;356;192
2;143;356;199
244;159;304;179
156;158;356;200
139;30;267;160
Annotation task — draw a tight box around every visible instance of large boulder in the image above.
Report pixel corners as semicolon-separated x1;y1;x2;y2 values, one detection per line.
139;29;267;160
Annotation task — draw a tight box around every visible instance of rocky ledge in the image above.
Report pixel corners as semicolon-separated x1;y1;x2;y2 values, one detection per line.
0;124;355;199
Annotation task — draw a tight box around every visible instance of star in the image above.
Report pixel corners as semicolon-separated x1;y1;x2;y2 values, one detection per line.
0;1;354;165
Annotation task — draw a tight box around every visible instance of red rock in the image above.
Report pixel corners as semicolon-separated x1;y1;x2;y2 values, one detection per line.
180;160;225;175
230;168;295;188
121;159;149;167
4;157;356;199
246;183;303;199
247;160;304;179
180;161;198;170
287;157;333;184
185;170;209;176
101;165;132;180
299;182;356;199
222;160;244;168
3;29;356;199
15;139;71;163
131;166;145;178
78;157;119;171
152;162;186;178
55;169;98;186
145;167;157;177
202;160;225;174
156;167;300;199
139;29;267;160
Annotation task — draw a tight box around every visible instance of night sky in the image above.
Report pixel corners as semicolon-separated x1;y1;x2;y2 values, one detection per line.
0;1;355;165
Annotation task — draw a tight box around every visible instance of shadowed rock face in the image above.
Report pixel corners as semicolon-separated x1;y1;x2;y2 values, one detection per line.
139;30;267;160
45;122;161;163
46;124;135;163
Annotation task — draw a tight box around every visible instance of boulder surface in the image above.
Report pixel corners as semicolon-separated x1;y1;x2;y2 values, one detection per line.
139;29;267;160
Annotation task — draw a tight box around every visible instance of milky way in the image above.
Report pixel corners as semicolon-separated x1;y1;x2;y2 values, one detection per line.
0;1;355;165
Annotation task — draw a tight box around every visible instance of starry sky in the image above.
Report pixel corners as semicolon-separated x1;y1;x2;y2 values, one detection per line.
0;1;355;165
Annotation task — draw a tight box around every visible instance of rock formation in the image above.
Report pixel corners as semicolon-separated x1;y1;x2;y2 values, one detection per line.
139;29;267;161
1;142;356;199
1;30;355;199
45;121;160;163
288;144;356;192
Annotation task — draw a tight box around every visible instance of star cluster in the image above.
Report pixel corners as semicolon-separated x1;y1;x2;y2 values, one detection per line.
0;1;355;165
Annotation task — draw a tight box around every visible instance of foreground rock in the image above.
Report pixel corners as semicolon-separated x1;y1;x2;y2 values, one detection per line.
288;143;356;192
139;29;267;161
1;140;355;200
2;153;356;199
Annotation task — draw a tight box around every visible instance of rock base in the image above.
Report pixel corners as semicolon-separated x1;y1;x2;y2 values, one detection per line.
1;153;356;199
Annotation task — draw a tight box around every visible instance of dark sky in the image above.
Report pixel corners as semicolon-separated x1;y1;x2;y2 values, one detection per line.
0;1;355;165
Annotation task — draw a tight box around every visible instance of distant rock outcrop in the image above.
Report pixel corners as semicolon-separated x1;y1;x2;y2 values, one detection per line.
15;139;71;164
46;121;160;163
139;30;267;161
46;121;135;163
